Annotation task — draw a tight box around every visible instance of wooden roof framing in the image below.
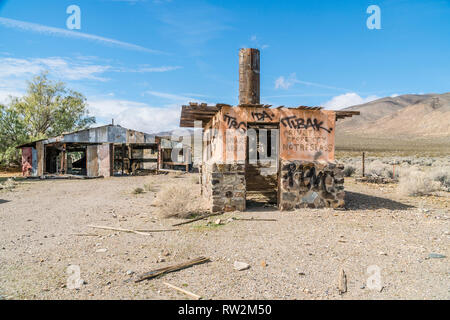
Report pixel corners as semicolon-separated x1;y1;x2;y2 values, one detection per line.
180;102;360;128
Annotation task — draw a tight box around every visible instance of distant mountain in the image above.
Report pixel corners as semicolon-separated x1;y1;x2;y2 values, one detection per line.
336;92;450;138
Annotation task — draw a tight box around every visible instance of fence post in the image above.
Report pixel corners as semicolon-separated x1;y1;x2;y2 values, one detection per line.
362;152;366;177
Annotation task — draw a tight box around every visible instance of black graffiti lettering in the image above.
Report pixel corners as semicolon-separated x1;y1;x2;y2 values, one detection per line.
280;116;333;133
251;110;273;122
223;114;247;133
282;164;334;193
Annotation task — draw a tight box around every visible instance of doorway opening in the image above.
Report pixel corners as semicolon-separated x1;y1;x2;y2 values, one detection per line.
245;123;279;208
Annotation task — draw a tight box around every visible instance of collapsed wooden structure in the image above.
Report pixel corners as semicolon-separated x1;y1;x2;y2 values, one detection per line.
180;48;360;212
17;125;192;178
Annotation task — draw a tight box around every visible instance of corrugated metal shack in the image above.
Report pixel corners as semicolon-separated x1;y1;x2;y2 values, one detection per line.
17;125;168;178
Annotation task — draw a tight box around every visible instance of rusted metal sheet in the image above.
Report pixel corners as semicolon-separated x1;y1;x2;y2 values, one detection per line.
21;147;33;177
97;144;112;177
87;145;99;177
108;126;127;143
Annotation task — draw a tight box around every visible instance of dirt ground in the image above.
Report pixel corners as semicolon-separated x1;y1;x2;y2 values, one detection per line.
0;173;448;300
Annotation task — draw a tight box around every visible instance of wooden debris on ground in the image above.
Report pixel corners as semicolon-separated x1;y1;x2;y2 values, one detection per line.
172;213;222;227
135;256;210;282
88;225;179;236
338;268;347;295
235;218;277;222
163;282;202;300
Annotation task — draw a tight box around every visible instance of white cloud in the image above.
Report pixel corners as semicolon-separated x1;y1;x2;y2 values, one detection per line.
0;57;112;82
322;93;380;110
0;17;165;54
88;98;180;133
144;91;196;102
249;35;269;50
275;74;297;90
121;65;182;73
275;73;351;91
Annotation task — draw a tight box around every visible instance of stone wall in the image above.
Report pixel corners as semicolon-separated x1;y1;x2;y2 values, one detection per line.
202;163;246;212
279;161;345;210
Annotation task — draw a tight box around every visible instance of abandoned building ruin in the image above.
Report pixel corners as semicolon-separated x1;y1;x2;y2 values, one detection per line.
180;48;359;212
17;125;192;178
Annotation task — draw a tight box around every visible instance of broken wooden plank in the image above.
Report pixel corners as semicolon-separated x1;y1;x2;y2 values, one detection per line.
135;257;210;282
163;282;202;300
172;213;222;227
135;229;179;233
88;225;151;236
235;218;278;222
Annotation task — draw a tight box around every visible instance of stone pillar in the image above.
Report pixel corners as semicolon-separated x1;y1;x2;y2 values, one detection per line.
202;163;246;212
239;48;260;105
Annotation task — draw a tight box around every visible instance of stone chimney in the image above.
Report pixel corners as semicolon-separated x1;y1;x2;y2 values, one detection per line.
239;48;260;105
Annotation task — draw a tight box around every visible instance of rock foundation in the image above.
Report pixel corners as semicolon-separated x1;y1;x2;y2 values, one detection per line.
202;163;246;212
279;161;345;210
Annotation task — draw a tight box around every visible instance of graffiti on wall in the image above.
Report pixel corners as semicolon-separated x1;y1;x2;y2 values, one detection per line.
224;114;247;133
281;116;333;133
251;110;274;122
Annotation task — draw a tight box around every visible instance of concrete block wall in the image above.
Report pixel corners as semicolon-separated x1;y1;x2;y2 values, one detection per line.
279;161;345;210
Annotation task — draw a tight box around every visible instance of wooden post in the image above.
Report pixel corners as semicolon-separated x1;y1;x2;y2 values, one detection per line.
362;152;366;177
121;144;125;175
239;48;260;105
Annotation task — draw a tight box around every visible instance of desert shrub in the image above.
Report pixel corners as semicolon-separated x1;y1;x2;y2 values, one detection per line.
153;184;207;219
367;160;398;179
0;178;16;191
132;187;144;195
397;169;441;196
430;167;450;191
343;165;356;177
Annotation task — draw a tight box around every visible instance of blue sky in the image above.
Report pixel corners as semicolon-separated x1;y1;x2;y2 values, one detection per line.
0;0;449;133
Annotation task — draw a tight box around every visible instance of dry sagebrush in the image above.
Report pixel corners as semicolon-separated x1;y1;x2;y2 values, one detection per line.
152;183;207;219
397;169;441;196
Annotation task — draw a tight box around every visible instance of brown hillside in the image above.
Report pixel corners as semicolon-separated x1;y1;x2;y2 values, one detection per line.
336;93;450;138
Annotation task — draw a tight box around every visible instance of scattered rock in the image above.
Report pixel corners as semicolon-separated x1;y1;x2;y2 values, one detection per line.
126;270;134;275
379;251;388;256
95;248;108;253
215;219;222;225
234;261;250;271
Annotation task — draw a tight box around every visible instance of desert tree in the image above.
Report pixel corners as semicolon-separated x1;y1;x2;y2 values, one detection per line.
0;72;95;167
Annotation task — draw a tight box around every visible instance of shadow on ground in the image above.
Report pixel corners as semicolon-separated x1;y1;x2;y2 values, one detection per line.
0;199;10;204
345;191;414;210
